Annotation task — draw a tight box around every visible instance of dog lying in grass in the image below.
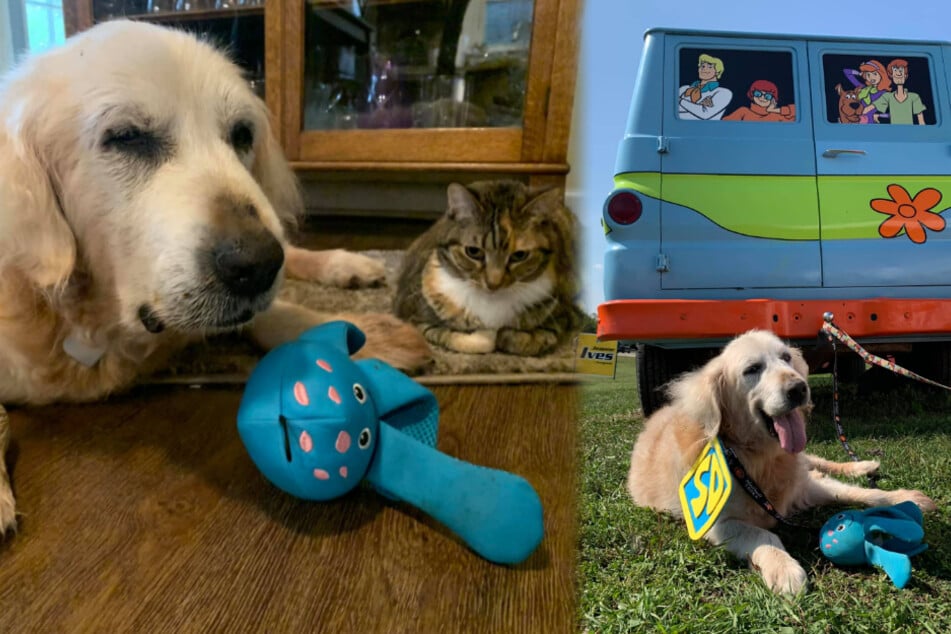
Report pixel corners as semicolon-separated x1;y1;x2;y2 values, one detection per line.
626;330;936;594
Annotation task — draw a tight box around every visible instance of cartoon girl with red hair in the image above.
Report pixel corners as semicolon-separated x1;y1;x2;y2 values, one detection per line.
843;59;891;123
723;79;796;122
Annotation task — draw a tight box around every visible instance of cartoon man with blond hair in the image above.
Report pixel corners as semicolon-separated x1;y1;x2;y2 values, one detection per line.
678;53;733;120
870;59;927;125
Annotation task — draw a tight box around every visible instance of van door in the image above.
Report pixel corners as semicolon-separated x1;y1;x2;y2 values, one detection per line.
809;41;951;288
660;35;821;290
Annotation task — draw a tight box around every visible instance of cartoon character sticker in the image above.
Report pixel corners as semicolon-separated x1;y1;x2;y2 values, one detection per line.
723;79;795;122
678;53;733;120
843;60;891;123
870;59;928;125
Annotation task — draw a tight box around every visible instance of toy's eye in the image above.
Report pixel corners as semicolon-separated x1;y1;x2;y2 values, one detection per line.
358;427;372;449
836;513;846;520
837;524;846;531
353;383;366;403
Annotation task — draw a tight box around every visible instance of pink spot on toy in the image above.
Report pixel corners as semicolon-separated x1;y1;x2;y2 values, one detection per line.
299;431;313;453
328;386;341;404
825;544;831;549
827;530;834;536
313;468;330;480
833;538;839;544
336;430;351;453
339;466;348;478
293;381;309;406
317;359;332;372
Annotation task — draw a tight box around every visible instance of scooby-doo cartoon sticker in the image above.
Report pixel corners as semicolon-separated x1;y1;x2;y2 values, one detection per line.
824;54;934;125
677;48;796;123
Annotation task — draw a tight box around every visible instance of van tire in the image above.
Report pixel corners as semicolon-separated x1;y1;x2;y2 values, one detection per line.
905;341;951;387
636;346;716;417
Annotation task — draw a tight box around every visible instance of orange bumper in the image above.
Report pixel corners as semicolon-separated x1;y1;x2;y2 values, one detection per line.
597;298;951;342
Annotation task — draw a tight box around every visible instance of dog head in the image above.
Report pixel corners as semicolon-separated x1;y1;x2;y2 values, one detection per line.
835;83;863;124
0;20;302;334
668;330;812;454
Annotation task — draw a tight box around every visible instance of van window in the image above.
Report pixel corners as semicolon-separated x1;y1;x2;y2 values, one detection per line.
821;54;936;125
677;47;796;122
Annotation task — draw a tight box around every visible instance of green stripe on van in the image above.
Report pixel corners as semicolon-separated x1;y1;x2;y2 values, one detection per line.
615;172;819;240
616;172;951;241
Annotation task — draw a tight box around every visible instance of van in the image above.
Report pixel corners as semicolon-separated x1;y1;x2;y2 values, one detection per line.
598;27;951;413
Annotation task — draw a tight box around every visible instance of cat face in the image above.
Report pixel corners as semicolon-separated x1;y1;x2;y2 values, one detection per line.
439;182;564;292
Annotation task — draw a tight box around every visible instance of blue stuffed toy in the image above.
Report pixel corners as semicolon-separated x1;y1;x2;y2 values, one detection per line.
819;501;928;589
236;321;544;565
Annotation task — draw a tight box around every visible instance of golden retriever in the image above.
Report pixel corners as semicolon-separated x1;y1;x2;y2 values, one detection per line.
0;21;431;535
627;330;936;595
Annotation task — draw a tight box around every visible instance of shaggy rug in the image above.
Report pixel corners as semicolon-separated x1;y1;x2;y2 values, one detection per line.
146;250;577;386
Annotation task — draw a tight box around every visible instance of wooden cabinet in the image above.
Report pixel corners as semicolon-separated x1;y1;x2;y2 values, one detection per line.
63;0;579;203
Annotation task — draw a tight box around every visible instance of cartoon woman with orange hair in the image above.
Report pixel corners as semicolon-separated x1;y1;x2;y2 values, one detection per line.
843;59;891;123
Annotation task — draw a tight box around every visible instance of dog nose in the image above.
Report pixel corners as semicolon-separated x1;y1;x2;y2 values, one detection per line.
786;381;808;407
212;233;284;298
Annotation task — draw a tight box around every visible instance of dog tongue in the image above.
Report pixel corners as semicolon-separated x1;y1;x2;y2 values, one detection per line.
773;410;807;454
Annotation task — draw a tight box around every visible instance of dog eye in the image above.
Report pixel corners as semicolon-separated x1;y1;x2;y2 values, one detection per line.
229;121;255;154
743;363;763;376
102;126;162;158
780;351;792;362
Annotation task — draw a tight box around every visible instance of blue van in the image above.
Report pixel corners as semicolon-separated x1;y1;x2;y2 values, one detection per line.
599;27;951;413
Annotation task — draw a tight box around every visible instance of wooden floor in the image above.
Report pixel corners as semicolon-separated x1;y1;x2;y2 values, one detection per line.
0;382;577;632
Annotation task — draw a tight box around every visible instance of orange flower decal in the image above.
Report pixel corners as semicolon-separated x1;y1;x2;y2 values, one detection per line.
870;184;946;244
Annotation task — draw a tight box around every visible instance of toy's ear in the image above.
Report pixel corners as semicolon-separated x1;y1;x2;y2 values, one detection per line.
299;321;366;356
865;517;924;544
865;542;913;589
356;358;438;447
892;500;924;526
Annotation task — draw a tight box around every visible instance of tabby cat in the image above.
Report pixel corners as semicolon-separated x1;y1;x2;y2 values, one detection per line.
394;180;582;356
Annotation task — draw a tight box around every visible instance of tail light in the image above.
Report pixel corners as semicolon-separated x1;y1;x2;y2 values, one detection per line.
605;190;642;225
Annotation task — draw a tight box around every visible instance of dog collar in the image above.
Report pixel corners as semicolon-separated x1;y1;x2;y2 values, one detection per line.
722;443;800;527
63;333;107;367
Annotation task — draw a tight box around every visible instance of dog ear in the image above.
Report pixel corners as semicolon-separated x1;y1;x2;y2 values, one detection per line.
666;359;725;437
252;123;304;234
0;116;77;288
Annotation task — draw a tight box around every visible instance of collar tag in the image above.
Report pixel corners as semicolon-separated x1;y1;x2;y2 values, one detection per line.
63;334;107;368
678;437;733;540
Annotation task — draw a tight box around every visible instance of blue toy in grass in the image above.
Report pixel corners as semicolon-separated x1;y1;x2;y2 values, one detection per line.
236;321;544;565
819;501;928;589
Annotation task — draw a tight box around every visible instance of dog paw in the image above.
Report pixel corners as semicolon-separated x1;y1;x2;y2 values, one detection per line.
448;330;497;354
850;460;880;477
339;312;433;373
0;480;16;538
755;548;808;595
286;247;386;289
892;489;937;513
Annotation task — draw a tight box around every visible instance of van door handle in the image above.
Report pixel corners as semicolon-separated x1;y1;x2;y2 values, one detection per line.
822;149;867;158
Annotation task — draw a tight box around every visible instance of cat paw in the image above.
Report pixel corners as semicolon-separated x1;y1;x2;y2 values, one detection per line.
449;330;497;354
285;247;386;289
497;328;558;356
339;312;433;373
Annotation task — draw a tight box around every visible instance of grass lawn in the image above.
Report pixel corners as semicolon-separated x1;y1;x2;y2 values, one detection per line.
579;355;951;633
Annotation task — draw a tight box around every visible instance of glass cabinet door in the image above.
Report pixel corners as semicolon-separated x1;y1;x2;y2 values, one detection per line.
84;1;269;102
302;0;534;131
